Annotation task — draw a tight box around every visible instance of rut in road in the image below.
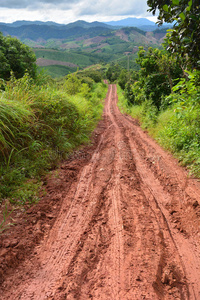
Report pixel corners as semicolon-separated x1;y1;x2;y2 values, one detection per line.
1;84;200;300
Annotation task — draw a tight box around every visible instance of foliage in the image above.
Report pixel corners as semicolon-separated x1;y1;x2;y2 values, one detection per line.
63;73;83;95
0;73;107;205
38;65;77;78
79;70;102;83
118;67;200;177
117;84;158;127
124;80;136;105
130;47;183;108
105;64;122;82
0;202;14;234
156;72;200;175
0;32;37;80
34;49;98;68
147;0;200;69
118;69;129;90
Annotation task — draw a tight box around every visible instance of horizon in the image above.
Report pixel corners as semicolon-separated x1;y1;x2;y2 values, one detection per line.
0;0;158;24
0;16;158;25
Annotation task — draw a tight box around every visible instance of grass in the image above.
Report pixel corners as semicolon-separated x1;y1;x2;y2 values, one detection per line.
155;106;200;177
0;73;107;206
0;202;15;234
34;49;100;68
117;84;200;177
117;84;143;120
38;65;77;78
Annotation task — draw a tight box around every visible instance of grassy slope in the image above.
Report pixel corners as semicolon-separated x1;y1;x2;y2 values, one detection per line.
34;49;97;67
38;65;77;78
117;85;200;177
0;74;107;206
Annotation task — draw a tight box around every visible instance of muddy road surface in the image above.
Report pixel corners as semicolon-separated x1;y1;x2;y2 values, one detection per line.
1;84;200;299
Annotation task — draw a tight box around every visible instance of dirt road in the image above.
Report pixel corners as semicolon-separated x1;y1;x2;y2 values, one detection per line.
1;84;200;299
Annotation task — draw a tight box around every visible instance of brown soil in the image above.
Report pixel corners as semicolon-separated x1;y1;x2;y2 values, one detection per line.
115;30;129;42
0;84;200;299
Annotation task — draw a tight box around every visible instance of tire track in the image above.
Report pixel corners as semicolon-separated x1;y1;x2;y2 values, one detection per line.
1;84;200;300
112;84;200;299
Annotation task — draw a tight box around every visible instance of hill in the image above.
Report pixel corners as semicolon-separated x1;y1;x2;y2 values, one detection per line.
0;19;167;77
104;17;172;31
0;23;113;41
0;20;166;47
32;26;166;77
105;17;155;27
0;20;63;27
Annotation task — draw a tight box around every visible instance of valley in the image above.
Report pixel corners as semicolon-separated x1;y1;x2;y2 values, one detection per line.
0;18;168;77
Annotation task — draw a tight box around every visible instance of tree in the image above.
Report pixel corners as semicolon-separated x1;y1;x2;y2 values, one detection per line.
134;47;183;108
118;69;129;90
105;64;122;83
64;73;82;95
147;0;200;69
0;32;37;80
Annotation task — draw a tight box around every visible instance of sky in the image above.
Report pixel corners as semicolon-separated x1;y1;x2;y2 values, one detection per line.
0;0;158;24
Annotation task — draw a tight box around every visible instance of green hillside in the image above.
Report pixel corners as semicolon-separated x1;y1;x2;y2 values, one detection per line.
33;26;165;77
34;49;104;67
0;19;166;77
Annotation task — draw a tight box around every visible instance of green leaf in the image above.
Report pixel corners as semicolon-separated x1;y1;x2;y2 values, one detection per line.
163;4;169;12
188;0;192;9
172;0;179;5
179;12;186;21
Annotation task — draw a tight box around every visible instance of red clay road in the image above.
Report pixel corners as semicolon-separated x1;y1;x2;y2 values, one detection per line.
1;84;200;299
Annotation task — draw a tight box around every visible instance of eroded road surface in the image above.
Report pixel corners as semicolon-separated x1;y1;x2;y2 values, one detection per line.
1;84;200;299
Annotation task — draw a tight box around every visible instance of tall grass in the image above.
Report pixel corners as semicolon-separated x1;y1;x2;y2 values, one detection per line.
117;83;200;177
0;98;34;155
0;74;107;205
156;103;200;177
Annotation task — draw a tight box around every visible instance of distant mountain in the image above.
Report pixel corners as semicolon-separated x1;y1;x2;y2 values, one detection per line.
0;19;168;44
0;23;112;41
66;20;113;29
0;20;113;29
0;20;64;27
104;17;172;31
0;18;172;31
0;20;115;42
0;18;169;78
104;17;155;27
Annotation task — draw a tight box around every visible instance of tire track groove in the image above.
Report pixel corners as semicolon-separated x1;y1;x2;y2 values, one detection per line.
1;84;200;300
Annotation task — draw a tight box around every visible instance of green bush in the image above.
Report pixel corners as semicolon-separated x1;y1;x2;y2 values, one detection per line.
0;32;37;80
0;73;107;204
156;73;200;176
117;69;200;177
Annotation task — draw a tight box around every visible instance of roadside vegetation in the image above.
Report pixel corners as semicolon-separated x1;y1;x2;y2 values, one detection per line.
117;71;200;177
114;0;200;177
0;32;37;80
0;35;107;207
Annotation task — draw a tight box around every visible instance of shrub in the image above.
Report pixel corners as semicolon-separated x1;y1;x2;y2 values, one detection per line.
0;73;107;204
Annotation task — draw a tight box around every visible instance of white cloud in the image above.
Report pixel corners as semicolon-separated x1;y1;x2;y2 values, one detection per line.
0;0;154;24
0;0;79;9
76;0;149;17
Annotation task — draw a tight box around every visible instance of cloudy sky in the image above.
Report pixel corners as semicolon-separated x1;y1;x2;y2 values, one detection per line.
0;0;157;24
